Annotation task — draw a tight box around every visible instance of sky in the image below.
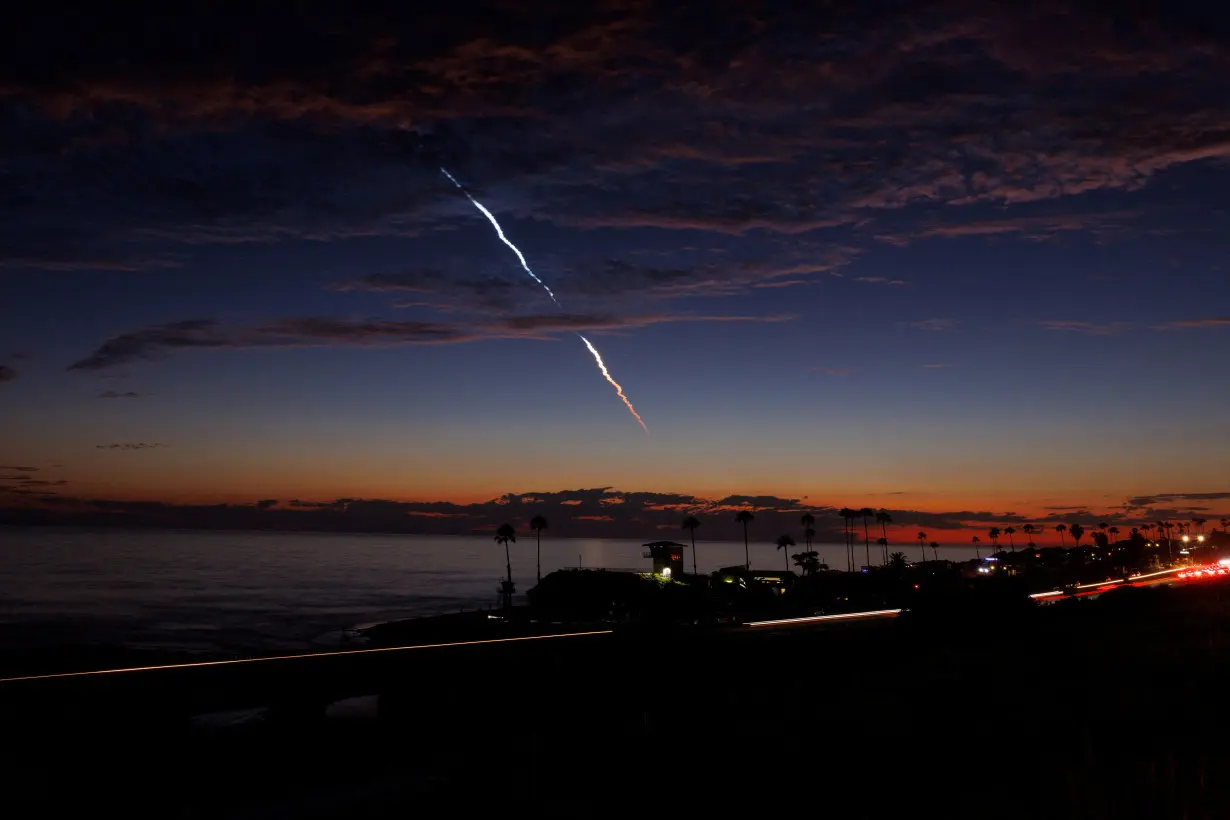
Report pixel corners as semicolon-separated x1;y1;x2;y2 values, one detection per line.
2;0;1229;541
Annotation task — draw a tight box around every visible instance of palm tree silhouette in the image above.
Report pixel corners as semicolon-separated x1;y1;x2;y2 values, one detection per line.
1022;524;1036;544
1221;518;1229;534
916;531;927;562
876;536;888;561
971;535;981;559
1108;526;1120;542
494;523;516;609
682;516;701;575
1004;526;1016;552
860;507;874;569
988;527;1000;553
801;512;816;552
1069;523;1086;548
529;515;548;583
1194;518;1207;535
1055;524;1067;547
876;510;893;564
735;510;756;569
838;508;854;571
930;541;940;561
776;535;797;572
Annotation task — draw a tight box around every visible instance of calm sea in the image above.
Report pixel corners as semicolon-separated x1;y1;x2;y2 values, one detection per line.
0;527;973;654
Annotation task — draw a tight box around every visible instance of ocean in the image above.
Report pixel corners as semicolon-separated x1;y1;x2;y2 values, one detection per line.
0;527;971;654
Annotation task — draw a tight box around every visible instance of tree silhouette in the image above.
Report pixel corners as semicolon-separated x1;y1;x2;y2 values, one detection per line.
860;507;874;569
1022;524;1036;545
1108;526;1120;542
971;535;981;559
735;511;756;569
916;531;927;562
800;512;816;552
1221;518;1229;534
988;527;1000;553
929;541;940;561
1193;517;1207;535
530;515;548;583
792;551;821;576
1004;526;1016;552
494;523;516;609
876;510;893;564
776;535;797;572
888;552;908;572
682;516;701;575
1055;524;1067;547
838;508;855;572
1068;523;1085;548
876;536;888;561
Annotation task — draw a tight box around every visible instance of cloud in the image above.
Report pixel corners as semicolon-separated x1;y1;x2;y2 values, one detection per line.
98;390;143;399
3;3;1228;273
909;318;956;332
95;443;168;451
1041;320;1131;335
69;312;795;371
1150;318;1230;330
1126;492;1230;509
0;465;37;472
0;365;16;382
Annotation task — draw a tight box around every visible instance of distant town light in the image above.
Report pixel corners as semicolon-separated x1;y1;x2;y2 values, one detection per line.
1198;536;1206;543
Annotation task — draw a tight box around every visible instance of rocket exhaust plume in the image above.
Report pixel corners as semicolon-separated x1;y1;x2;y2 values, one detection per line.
440;168;559;306
578;334;649;435
441;167;649;435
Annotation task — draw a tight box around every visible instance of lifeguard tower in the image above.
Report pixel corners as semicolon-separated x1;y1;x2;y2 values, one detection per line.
642;541;686;577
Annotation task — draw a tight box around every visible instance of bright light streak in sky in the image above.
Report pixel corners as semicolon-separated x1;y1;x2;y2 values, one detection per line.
440;167;649;434
440;168;559;306
579;334;650;435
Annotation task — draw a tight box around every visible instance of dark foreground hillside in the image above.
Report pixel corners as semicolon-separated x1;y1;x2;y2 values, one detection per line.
4;581;1230;819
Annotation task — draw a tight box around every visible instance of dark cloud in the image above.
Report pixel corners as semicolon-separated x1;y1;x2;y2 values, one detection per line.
68;312;793;371
1;2;1228;269
1126;492;1230;509
95;443;168;451
98;390;143;399
909;318;956;332
1041;320;1131;335
1150;318;1230;330
0;365;16;382
0;465;37;472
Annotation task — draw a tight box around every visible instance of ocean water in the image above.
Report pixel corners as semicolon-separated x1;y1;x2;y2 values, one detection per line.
0;527;973;653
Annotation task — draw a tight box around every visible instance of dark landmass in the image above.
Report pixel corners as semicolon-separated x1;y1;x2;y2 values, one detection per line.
4;579;1230;818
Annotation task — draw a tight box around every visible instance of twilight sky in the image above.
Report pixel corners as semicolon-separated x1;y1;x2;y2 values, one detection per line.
2;0;1229;537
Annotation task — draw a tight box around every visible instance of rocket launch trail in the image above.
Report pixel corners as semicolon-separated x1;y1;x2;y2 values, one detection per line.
578;334;650;436
440;168;559;306
441;167;649;435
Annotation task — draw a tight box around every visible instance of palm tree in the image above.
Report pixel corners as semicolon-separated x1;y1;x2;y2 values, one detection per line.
860;507;874;569
971;535;981;559
735;511;755;569
1221;518;1229;534
1022;523;1036;544
929;541;940;561
494;523;516;609
1194;518;1207;536
876;536;888;561
838;507;855;571
801;512;816;552
529;515;548;583
916;531;927;562
682;516;701;575
988;527;1000;553
888;552;908;571
776;535;797;572
876;510;893;563
1069;523;1085;548
1003;526;1016;552
1055;524;1067;547
1108;526;1120;542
